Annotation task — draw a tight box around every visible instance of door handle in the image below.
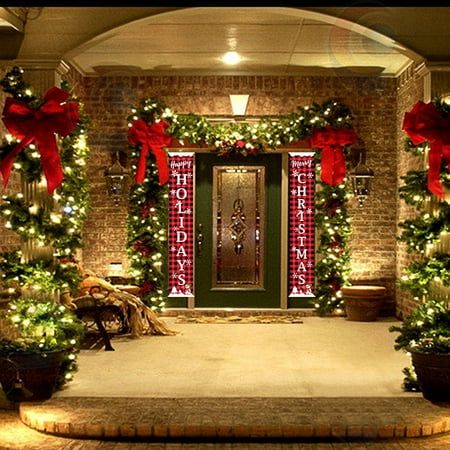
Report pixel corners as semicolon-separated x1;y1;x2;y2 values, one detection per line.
196;223;204;257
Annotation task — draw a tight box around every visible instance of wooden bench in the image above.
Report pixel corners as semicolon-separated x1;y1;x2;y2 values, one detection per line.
74;287;128;351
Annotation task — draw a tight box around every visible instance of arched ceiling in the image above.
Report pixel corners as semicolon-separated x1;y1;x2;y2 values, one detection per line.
1;7;450;77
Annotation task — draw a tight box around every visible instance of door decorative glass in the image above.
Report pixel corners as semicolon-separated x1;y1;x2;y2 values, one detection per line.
212;166;265;289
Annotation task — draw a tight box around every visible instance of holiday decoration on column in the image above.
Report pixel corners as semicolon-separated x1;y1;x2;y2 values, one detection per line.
1;85;80;194
288;152;315;297
402;100;450;199
126;99;173;311
310;126;358;186
398;99;450;301
168;153;194;297
0;66;91;387
128;118;171;185
313;155;353;315
0;66;90;284
391;96;450;393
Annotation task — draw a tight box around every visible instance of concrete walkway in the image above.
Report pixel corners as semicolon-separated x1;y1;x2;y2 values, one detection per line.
56;316;417;398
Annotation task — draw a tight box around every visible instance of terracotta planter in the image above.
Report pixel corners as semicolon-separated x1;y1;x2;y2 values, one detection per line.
411;350;450;401
342;285;386;322
0;350;63;402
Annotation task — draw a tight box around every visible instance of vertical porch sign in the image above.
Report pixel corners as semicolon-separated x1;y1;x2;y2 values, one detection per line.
288;152;315;297
168;152;194;297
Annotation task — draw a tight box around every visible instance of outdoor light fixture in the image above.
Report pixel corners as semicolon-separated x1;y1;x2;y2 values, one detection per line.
222;51;241;65
229;94;249;117
349;149;374;207
108;262;123;277
104;150;130;206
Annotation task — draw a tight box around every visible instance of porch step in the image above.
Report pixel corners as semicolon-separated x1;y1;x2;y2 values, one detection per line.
20;396;450;441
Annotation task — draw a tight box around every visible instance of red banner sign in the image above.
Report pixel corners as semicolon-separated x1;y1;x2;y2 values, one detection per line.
168;153;194;297
288;152;315;297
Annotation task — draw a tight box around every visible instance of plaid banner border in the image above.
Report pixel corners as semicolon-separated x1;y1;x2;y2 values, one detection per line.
168;153;195;297
288;152;315;298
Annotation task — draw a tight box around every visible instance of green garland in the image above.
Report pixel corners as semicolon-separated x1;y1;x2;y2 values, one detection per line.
398;99;450;301
398;206;450;254
399;253;450;298
395;97;450;391
127;98;354;314
0;250;82;294
390;298;450;354
126;160;168;310
0;66;91;387
314;156;353;315
0;67;90;293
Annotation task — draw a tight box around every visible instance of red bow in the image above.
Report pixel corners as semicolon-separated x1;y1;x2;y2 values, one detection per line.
310;127;358;186
127;118;172;185
1;87;79;194
402;101;450;199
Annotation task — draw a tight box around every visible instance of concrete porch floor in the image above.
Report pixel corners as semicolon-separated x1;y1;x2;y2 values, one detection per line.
5;315;450;448
57;316;417;398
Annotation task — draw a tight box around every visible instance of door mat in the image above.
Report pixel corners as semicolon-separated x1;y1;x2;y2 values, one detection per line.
175;315;303;324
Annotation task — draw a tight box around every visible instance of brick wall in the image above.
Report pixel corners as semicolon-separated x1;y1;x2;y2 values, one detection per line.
395;65;425;318
79;75;399;312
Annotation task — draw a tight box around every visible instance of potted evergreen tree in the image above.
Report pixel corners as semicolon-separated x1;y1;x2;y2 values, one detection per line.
390;299;450;401
0;295;84;401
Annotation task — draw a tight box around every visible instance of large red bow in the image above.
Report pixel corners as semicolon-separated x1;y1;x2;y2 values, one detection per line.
1;86;79;194
310;126;358;186
402;101;450;199
127;118;172;185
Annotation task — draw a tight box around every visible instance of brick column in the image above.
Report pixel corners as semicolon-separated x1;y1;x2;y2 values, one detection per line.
11;60;70;264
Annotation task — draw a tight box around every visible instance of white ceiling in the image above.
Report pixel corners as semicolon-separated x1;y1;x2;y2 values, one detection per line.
7;7;450;78
65;7;412;77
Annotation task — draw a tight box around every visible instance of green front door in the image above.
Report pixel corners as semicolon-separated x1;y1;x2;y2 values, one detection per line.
195;153;281;308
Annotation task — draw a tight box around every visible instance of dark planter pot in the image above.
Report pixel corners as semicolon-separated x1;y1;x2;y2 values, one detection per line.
411;350;450;401
0;350;63;402
342;285;386;322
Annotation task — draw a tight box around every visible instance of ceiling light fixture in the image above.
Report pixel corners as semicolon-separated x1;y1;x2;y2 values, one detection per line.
222;51;241;65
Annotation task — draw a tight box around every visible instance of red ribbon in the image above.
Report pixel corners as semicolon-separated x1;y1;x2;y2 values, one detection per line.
402;101;450;199
127;118;172;185
1;87;79;194
310;126;358;186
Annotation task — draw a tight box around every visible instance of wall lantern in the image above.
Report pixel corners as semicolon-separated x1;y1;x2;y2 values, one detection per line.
229;94;249;118
104;150;130;206
348;148;374;207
